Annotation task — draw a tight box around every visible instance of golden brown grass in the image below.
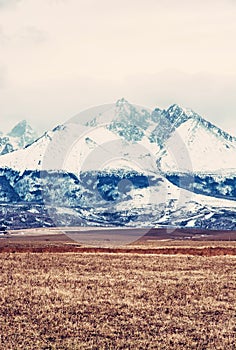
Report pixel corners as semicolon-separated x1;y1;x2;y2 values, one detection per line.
1;234;236;255
0;253;235;349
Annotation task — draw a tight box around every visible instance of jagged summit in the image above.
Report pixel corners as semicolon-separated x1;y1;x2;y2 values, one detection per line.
166;103;184;113
115;97;129;107
166;103;192;113
163;104;193;126
69;99;153;142
0;120;38;156
8;120;29;137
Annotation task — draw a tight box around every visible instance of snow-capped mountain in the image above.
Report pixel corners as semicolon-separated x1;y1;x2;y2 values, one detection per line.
0;99;235;231
151;104;236;172
0;100;158;174
0;120;38;156
0;99;235;175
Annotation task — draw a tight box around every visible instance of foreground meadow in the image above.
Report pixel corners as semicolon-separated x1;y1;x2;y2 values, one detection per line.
0;253;235;349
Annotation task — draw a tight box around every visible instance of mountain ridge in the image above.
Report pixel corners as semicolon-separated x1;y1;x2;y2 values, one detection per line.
0;99;235;173
0;99;235;230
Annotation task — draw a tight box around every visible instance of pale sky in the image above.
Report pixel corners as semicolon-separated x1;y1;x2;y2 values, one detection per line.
0;0;235;135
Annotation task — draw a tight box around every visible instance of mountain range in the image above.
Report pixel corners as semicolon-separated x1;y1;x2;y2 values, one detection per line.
0;99;235;231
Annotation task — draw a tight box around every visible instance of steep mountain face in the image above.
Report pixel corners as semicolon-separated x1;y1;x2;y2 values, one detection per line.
0;120;38;156
71;98;156;143
0;99;235;231
151;104;236;172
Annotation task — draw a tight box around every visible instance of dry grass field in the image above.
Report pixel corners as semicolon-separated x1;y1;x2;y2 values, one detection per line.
0;252;235;349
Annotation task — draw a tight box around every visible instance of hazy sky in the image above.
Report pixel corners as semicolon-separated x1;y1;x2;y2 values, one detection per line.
0;0;235;135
